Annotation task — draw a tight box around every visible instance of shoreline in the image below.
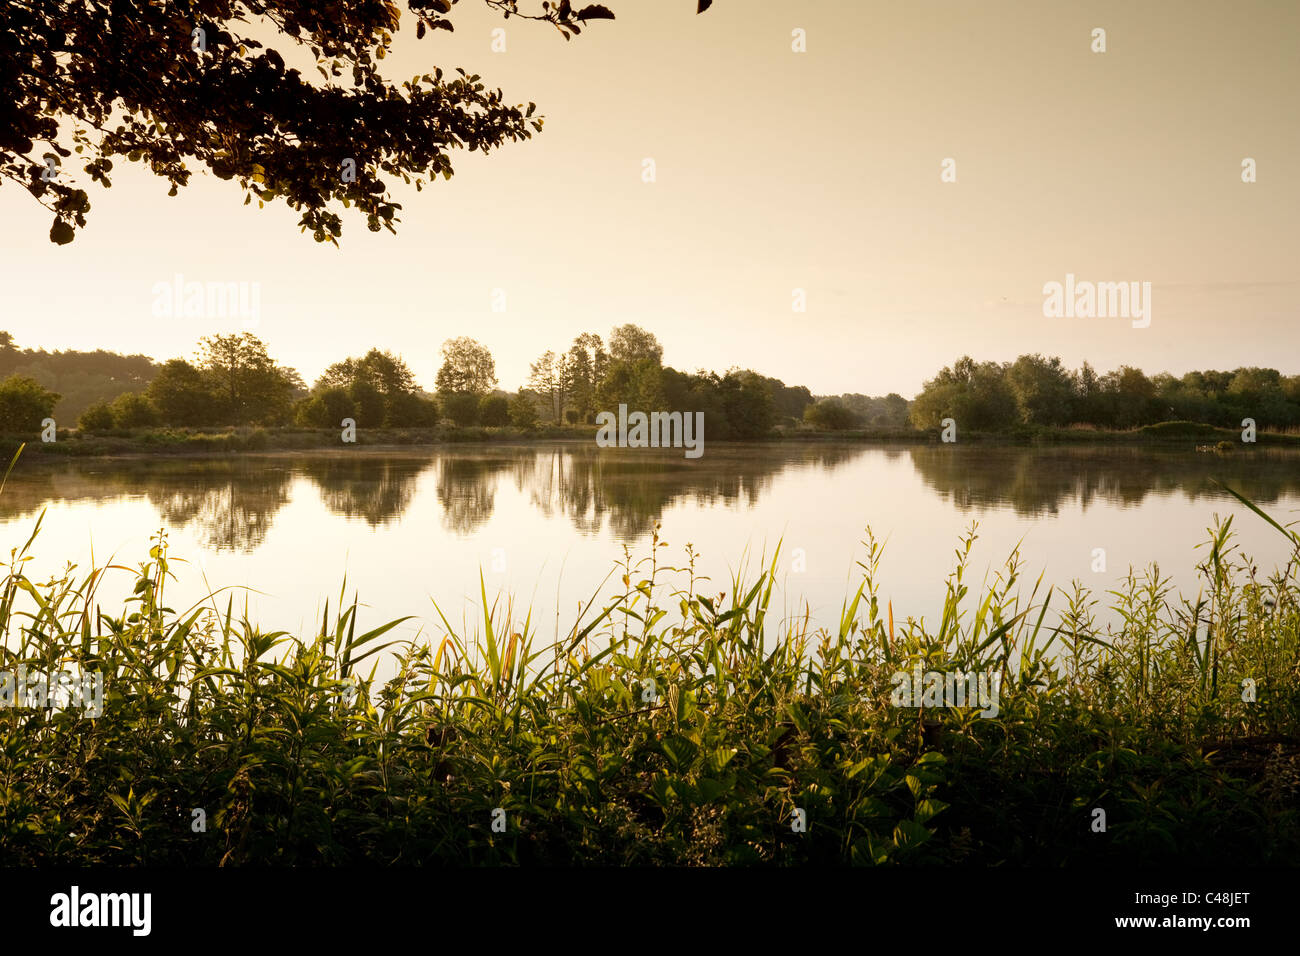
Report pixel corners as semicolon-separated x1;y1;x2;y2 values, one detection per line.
2;420;1298;462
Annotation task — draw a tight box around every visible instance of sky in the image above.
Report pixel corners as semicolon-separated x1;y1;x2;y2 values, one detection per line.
1;0;1296;396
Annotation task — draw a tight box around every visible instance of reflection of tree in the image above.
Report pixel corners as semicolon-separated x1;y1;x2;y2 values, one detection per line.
147;464;291;552
436;454;511;536
0;459;295;553
299;456;428;526
908;445;1300;517
516;443;858;539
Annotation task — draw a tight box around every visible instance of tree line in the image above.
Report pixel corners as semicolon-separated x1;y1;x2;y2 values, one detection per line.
2;329;1295;437
0;324;821;436
909;355;1300;432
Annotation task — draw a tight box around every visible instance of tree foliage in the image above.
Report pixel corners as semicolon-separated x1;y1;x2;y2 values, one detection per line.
0;374;59;432
911;354;1300;432
436;336;497;396
3;0;642;244
197;333;301;425
607;323;663;366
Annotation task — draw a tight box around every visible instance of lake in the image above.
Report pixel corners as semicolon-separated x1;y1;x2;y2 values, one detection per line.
3;442;1299;656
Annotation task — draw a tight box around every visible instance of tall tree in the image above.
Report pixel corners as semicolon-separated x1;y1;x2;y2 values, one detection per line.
1006;353;1074;426
566;332;607;423
436;337;497;396
197;333;299;424
608;324;663;366
146;358;216;426
318;348;417;396
528;349;571;423
0;375;59;432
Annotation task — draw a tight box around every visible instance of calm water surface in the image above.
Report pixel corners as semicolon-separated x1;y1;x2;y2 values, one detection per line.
3;442;1298;653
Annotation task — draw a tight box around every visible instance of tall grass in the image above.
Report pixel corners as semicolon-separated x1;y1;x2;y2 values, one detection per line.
0;447;1297;864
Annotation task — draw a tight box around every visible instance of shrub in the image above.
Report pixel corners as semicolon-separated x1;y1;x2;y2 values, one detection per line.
479;394;509;427
508;392;538;429
296;387;356;428
442;392;480;427
108;391;158;428
77;401;115;432
385;392;440;428
0;374;59;433
804;398;859;430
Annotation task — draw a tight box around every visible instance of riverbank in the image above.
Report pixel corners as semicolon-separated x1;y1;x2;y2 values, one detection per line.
3;419;1298;459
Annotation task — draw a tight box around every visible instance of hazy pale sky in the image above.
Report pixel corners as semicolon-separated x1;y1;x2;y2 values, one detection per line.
1;0;1296;395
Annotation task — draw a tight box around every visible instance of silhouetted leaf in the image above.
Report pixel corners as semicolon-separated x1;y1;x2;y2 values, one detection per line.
49;220;75;245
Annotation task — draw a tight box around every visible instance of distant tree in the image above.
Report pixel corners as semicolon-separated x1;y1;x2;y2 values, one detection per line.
765;378;814;422
295;386;355;428
607;324;663;366
566;333;608;422
385;391;440;427
108;391;158;429
1006;354;1074;426
347;379;386;427
146;359;215;426
880;393;910;427
0;333;157;421
528;350;572;423
509;391;539;429
436;337;497;396
315;348;429;425
718;370;777;438
77;401;115;432
197;333;298;425
910;357;1018;431
1105;366;1156;429
804;398;858;430
479;394;510;427
596;357;665;411
0;375;59;432
1072;361;1106;425
565;409;580;425
443;391;480;427
0;332;18;372
318;349;416;396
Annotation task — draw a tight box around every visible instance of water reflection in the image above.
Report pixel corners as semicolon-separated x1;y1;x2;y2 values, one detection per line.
301;457;424;527
907;445;1300;517
1;444;1298;551
435;454;511;535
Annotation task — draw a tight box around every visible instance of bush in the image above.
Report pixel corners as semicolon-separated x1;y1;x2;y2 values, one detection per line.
508;392;538;429
145;358;215;426
385;392;440;428
77;401;116;432
804;398;859;430
479;394;509;427
442;392;480;427
296;387;356;428
348;380;386;428
108;391;157;429
0;374;59;433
